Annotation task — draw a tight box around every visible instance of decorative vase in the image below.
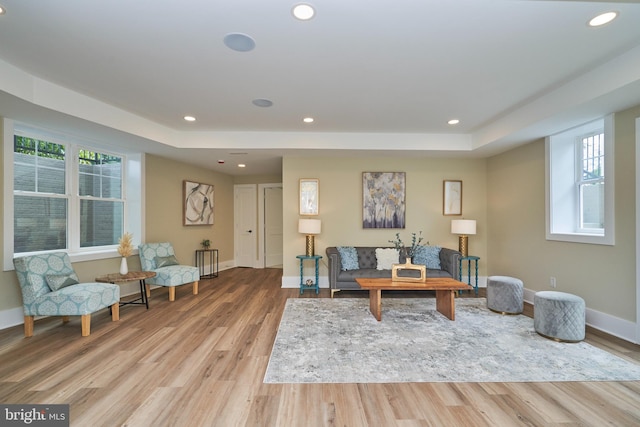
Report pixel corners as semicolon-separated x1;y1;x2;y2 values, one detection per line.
120;257;128;275
404;257;413;265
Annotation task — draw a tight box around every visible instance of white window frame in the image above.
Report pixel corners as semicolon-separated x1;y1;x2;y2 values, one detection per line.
3;118;144;269
546;115;614;245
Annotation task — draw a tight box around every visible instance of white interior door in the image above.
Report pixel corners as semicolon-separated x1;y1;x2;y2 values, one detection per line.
234;184;257;267
264;186;283;267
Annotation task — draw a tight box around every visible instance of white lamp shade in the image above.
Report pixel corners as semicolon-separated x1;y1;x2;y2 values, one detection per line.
298;218;321;234
451;219;476;235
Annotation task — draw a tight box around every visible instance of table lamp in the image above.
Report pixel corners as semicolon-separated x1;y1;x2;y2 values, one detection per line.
298;218;321;256
451;219;476;257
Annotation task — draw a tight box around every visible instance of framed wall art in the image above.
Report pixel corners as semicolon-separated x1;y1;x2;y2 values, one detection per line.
183;180;214;225
362;172;405;229
443;180;462;215
299;178;319;215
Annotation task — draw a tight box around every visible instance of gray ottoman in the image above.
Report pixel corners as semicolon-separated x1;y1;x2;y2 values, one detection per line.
487;276;523;314
534;291;585;342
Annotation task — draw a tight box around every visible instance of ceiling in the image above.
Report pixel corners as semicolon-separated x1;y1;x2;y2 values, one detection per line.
1;0;640;175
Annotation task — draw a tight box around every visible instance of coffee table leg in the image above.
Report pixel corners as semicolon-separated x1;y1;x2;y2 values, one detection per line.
435;290;455;320
369;289;382;321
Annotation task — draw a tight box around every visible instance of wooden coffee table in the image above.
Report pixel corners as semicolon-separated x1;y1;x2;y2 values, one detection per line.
355;277;472;321
96;271;156;309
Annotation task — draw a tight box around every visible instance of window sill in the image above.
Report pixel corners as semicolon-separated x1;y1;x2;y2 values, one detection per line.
546;232;613;246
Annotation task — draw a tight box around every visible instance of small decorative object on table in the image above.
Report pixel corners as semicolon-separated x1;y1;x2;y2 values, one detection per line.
117;232;133;275
305;279;314;287
389;231;426;263
201;239;211;250
389;231;427;282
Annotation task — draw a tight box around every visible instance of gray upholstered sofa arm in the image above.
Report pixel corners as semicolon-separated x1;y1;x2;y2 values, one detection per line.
326;247;341;291
439;247;462;279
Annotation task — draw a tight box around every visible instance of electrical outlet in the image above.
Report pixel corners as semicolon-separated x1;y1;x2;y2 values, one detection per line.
550;277;557;288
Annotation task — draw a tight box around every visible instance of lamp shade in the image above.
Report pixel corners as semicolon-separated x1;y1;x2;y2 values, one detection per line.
451;219;476;235
298;218;321;234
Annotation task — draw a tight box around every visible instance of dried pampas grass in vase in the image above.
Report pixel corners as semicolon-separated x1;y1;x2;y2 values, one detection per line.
118;232;133;275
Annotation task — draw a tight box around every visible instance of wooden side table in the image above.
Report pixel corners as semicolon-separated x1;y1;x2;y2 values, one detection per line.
96;271;156;309
459;256;480;296
297;255;322;294
195;249;219;279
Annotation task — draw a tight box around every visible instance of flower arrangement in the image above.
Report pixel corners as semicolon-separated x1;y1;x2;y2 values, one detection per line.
201;239;211;249
117;232;134;258
389;231;426;259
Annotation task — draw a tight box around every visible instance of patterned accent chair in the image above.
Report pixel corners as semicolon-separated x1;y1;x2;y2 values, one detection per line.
13;252;120;337
138;242;200;301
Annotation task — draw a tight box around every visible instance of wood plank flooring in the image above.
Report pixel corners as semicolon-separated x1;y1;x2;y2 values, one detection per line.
1;267;639;426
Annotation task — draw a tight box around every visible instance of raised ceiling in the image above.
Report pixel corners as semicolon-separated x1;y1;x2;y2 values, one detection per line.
1;0;639;175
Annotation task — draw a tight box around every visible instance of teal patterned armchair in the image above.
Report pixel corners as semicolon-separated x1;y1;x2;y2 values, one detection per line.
138;242;200;301
13;252;120;337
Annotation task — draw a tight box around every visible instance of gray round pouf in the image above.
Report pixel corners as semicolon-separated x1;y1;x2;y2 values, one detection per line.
534;291;585;342
486;276;524;314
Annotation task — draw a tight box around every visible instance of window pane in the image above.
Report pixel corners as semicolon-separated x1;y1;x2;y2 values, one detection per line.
14;138;66;194
78;152;122;198
80;200;124;247
13;157;36;192
14;195;67;253
581;133;604;180
581;182;604;229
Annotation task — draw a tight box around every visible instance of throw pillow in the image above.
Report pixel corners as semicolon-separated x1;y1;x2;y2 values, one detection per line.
45;273;80;291
337;246;359;271
413;245;441;269
376;248;399;270
154;255;179;268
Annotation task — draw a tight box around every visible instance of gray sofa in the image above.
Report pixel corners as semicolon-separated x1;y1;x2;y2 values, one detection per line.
326;246;462;297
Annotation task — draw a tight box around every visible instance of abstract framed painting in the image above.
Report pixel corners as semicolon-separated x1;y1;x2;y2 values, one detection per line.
183;180;214;225
362;172;405;229
443;180;462;215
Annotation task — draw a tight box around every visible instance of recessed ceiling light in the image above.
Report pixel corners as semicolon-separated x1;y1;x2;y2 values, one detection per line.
238;164;246;168
448;119;460;125
0;6;6;15
589;11;618;27
184;116;196;122
223;33;256;52
252;99;273;108
303;117;314;123
292;3;315;21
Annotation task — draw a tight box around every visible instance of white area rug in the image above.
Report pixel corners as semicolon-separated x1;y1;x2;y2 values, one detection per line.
264;298;640;383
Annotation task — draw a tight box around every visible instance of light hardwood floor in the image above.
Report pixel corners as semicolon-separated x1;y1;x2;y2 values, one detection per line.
1;267;639;426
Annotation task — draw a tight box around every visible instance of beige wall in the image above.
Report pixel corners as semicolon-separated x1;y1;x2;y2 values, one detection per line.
144;154;235;264
487;105;639;322
282;156;488;279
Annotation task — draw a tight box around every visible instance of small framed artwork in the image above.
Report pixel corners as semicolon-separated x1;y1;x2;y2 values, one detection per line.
300;178;319;215
443;180;462;216
183;180;214;225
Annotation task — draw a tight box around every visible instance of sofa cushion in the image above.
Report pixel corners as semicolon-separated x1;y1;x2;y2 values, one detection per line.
376;248;399;270
337;246;359;270
356;247;377;269
413;245;441;269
